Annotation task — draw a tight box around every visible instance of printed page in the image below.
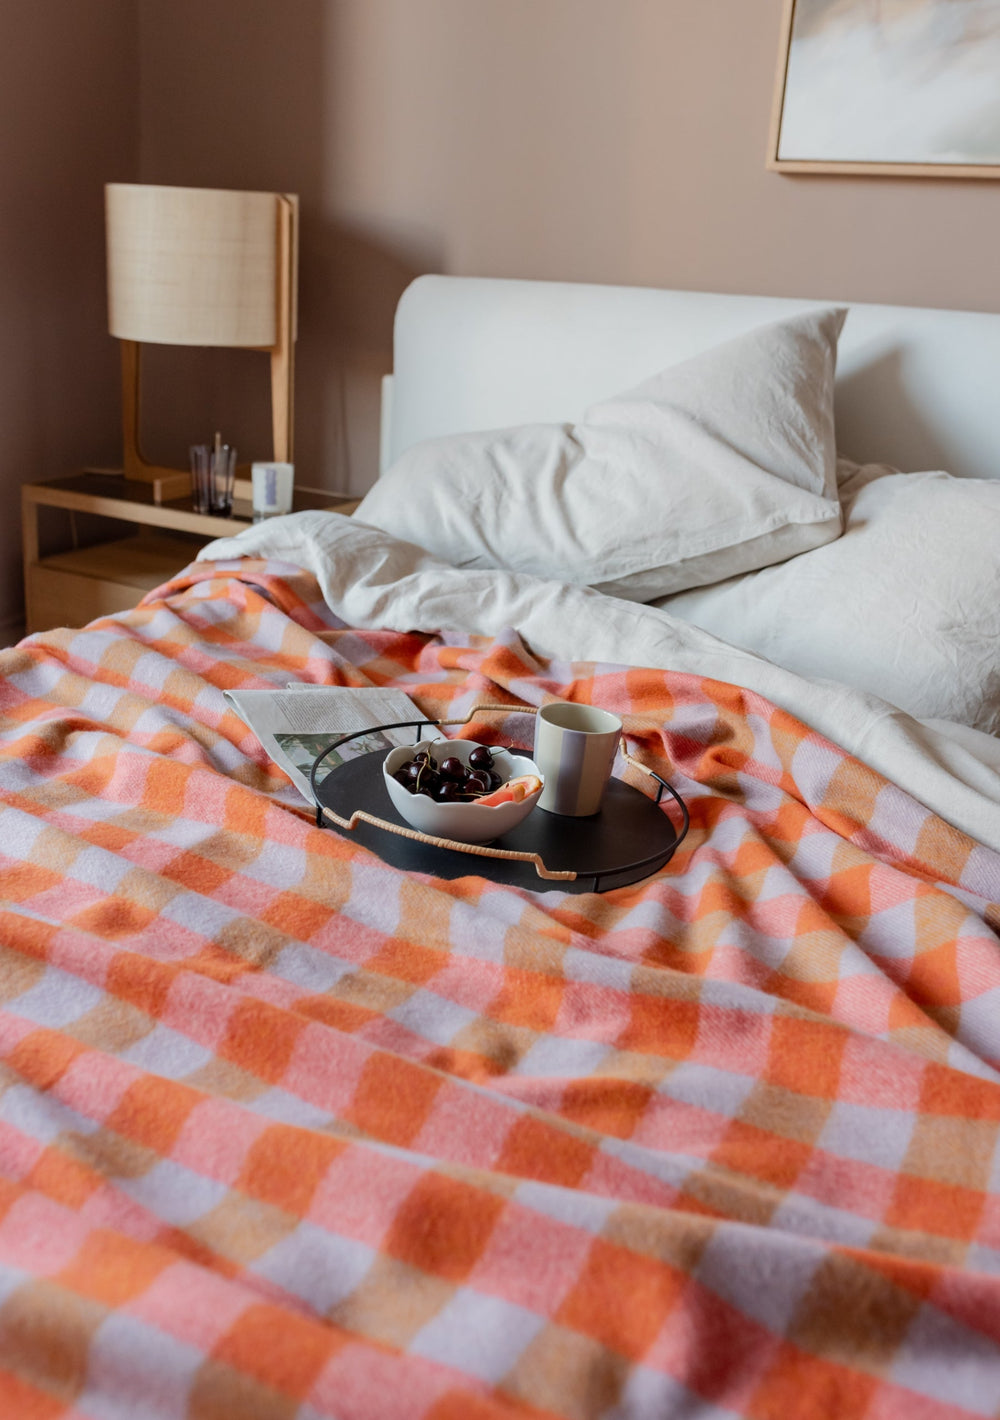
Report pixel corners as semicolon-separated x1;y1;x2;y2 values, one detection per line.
224;686;425;803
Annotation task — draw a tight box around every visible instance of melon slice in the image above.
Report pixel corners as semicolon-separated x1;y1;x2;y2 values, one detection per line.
478;774;542;808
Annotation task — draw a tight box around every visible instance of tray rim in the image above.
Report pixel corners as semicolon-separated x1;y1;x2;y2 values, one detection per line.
310;705;690;889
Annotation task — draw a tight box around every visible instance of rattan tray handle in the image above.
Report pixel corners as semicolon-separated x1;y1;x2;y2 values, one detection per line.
317;802;579;880
312;705;687;884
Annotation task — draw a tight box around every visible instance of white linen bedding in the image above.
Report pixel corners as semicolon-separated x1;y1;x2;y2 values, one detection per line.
200;511;1000;857
357;309;844;601
661;459;1000;735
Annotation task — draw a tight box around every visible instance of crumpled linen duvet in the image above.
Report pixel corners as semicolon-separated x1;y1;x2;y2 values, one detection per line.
201;511;1000;856
0;553;999;1419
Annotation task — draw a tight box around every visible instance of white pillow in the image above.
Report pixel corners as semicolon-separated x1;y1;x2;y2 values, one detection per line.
356;308;846;601
662;461;1000;734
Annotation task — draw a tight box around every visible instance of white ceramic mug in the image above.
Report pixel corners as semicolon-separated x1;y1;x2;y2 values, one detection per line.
533;703;622;816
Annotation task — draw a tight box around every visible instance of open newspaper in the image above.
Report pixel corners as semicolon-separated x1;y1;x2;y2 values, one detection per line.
224;685;424;804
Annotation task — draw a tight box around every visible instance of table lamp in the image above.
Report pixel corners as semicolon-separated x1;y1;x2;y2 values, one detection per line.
105;182;298;503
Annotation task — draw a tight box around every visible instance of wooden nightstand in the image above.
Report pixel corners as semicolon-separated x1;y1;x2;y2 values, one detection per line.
22;470;358;634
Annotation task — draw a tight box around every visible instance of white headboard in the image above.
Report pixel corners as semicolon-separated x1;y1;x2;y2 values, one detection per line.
382;275;1000;481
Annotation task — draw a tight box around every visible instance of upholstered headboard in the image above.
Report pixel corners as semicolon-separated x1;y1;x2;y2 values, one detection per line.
381;275;1000;481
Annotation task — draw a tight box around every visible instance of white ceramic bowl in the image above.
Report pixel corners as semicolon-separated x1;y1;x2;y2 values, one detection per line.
382;739;543;844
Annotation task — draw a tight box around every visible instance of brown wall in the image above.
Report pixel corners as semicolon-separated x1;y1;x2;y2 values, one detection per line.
136;0;1000;498
5;0;997;632
0;0;137;636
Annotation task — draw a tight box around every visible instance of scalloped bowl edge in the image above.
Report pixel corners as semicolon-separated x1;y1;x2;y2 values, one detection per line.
382;740;543;844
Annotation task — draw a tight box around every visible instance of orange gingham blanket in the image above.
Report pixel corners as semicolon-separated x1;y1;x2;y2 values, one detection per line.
1;559;1000;1420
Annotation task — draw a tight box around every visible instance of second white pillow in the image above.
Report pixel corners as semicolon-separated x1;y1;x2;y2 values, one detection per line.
356;307;846;601
661;461;1000;734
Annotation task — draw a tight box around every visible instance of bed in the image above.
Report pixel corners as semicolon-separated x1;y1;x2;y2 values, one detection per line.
2;275;1000;1418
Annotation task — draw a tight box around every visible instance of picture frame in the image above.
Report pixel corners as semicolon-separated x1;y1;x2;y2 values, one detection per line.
769;0;1000;178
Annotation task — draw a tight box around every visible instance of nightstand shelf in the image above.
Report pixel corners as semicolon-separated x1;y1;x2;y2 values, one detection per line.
22;470;357;634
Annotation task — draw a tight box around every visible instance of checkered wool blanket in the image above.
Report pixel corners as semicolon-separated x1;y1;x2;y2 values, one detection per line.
1;558;999;1420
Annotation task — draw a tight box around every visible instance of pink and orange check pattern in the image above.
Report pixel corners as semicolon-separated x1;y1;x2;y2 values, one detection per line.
0;557;999;1418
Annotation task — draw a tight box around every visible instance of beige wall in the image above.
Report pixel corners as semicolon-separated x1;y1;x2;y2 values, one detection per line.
135;0;1000;497
0;1;137;635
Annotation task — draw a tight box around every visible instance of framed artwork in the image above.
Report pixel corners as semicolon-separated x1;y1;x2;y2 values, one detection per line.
769;0;1000;176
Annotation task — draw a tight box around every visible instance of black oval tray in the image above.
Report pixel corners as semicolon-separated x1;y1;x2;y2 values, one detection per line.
314;747;687;894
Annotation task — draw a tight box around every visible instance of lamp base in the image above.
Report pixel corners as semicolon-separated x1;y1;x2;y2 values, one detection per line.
122;465;191;505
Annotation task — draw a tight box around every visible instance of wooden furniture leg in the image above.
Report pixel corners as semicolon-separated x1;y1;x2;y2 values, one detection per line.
270;195;298;463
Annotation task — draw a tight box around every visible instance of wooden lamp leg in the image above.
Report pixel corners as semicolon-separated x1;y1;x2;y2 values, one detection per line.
270;195;297;464
121;340;146;481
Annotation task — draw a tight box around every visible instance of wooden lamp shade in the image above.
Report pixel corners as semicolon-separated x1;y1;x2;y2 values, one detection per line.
105;182;298;497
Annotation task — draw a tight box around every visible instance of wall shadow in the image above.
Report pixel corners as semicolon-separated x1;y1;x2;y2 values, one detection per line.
137;0;440;494
836;347;956;475
296;214;442;492
0;1;138;635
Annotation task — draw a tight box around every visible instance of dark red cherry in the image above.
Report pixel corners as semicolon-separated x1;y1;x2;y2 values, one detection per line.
468;745;494;771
